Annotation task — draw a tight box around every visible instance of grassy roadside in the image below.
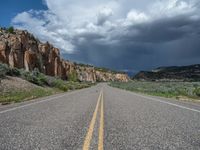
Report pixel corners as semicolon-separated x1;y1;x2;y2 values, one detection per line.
0;88;58;104
0;63;94;105
109;81;200;101
0;82;93;105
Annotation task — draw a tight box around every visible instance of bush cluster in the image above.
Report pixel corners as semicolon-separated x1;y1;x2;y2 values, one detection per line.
194;88;200;97
0;64;8;78
20;68;48;86
7;26;14;34
68;71;78;82
0;63;93;92
0;64;20;78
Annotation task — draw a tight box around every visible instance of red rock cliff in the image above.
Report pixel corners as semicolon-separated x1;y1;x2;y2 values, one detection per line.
0;28;129;82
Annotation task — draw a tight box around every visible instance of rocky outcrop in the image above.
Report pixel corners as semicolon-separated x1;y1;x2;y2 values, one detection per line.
0;41;8;64
134;64;200;81
76;66;97;82
0;28;129;82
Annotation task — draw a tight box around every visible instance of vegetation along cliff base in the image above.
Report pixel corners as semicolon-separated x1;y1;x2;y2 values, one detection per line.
0;63;94;105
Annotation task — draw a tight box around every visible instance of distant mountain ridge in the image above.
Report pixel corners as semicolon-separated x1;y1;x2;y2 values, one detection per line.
134;64;200;81
0;27;129;82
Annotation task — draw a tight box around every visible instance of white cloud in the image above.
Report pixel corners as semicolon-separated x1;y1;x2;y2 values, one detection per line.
126;10;149;24
150;0;196;18
12;11;45;27
13;10;74;53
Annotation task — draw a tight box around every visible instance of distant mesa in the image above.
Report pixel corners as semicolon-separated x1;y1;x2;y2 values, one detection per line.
133;64;200;81
0;27;129;82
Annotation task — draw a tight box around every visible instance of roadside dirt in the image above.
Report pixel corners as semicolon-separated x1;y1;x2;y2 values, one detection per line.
0;76;39;93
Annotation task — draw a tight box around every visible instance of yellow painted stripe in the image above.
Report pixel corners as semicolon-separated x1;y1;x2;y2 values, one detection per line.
83;91;102;150
98;91;104;150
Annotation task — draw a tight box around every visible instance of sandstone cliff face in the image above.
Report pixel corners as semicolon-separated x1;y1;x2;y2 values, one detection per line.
76;66;97;82
95;71;129;82
0;28;129;82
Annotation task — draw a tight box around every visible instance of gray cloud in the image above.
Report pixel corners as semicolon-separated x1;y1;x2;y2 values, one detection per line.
129;15;200;43
96;7;113;25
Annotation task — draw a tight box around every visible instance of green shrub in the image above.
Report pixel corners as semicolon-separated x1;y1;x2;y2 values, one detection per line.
0;63;21;78
0;63;9;78
194;88;200;97
38;74;48;85
43;76;57;87
7;26;14;34
52;79;68;91
68;71;78;82
7;68;20;76
20;68;48;86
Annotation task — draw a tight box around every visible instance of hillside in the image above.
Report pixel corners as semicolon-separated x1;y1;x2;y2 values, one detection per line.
134;64;200;81
0;63;95;104
0;27;129;82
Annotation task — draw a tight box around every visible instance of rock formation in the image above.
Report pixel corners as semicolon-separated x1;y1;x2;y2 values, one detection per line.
0;28;129;82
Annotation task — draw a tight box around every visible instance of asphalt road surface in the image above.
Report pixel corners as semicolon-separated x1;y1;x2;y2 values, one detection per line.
0;83;200;150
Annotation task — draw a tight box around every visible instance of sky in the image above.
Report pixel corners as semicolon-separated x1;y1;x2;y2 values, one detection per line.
1;0;200;74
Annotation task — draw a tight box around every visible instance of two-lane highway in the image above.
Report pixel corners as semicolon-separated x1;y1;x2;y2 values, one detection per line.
0;83;200;149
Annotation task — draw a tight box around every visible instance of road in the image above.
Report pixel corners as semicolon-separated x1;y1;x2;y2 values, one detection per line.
0;83;200;150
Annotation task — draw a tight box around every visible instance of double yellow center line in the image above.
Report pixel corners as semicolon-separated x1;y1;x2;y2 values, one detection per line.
83;90;104;150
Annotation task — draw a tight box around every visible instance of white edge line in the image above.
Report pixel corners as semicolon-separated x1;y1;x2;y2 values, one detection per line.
130;92;200;113
0;93;69;114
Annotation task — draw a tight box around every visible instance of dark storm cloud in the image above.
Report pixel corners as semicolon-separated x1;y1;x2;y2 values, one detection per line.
68;12;200;72
113;14;200;43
